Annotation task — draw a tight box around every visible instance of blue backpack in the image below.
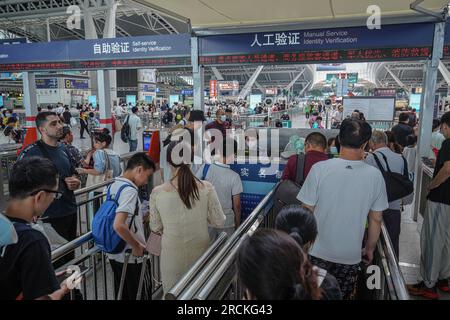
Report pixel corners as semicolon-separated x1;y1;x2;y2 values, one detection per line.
92;183;138;254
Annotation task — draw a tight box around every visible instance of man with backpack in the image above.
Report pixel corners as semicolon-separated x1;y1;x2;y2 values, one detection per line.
365;130;411;259
126;107;142;152
97;153;155;300
18;112;80;267
282;132;329;183
162;108;173;126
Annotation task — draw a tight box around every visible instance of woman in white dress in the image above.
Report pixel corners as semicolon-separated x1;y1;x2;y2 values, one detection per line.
150;140;226;295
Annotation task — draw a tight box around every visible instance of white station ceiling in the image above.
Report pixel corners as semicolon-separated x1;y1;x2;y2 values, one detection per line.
139;0;448;28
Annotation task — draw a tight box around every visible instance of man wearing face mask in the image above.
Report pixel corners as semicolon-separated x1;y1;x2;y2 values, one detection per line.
0;157;71;300
282;132;328;183
224;108;233;129
205;109;227;137
18;112;80;266
297;118;388;299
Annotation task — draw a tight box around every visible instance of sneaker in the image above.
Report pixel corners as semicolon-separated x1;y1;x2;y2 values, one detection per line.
437;279;450;292
407;282;440;299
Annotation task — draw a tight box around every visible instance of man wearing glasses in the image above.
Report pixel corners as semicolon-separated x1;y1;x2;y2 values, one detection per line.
18;112;80;266
0;157;71;300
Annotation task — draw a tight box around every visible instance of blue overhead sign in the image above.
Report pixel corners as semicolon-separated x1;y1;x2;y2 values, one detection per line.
200;23;434;55
199;23;435;65
0;34;191;71
36;78;58;89
181;89;193;96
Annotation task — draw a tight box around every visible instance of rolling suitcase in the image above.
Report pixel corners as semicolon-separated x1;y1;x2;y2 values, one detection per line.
117;249;151;300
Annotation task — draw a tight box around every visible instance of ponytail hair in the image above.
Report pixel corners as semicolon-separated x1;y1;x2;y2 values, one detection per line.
275;205;317;248
289;227;304;247
167;140;201;209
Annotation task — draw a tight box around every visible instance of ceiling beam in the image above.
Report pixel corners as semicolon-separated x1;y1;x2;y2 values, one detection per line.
284;69;305;91
384;66;410;94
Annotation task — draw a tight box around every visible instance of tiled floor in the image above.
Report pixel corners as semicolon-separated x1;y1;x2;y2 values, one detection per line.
399;205;450;300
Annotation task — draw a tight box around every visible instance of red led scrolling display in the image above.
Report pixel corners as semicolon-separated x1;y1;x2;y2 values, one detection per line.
0;57;190;72
199;47;432;65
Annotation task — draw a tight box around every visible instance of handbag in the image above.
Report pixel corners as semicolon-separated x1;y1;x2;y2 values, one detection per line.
372;152;414;202
146;232;162;256
86;150;113;187
273;153;305;216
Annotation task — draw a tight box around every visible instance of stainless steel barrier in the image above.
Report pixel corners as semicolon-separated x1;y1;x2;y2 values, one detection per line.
369;223;410;300
48;150;160;300
165;232;229;300
237;107;302;128
51;231;162;300
173;183;409;301
173;187;276;300
0;148;21;211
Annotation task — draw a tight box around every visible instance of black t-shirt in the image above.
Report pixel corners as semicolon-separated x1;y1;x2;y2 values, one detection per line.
0;218;60;300
62;111;71;124
18;141;77;218
428;139;450;205
391;123;414;147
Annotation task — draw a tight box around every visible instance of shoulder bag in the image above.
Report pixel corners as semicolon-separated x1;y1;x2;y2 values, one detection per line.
273;153;305;217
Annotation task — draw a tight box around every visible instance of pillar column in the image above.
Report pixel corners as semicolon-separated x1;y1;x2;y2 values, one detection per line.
97;70;112;133
84;10;98;99
191;37;204;111
413;21;445;221
23;72;38;127
103;1;118;106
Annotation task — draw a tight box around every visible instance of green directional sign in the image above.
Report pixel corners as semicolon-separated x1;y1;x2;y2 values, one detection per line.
347;73;358;84
326;74;339;84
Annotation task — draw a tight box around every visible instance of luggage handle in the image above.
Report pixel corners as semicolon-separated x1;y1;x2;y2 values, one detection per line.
136;250;150;300
117;249;151;300
117;249;132;300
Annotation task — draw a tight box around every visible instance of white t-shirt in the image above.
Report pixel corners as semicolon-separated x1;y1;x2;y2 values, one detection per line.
128;113;142;141
297;158;388;265
107;177;146;264
195;162;243;228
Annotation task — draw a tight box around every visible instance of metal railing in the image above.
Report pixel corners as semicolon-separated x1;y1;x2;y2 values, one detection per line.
370;223;410;300
51;232;163;300
237;107;302;128
50;160;161;300
165;232;229;300
171;183;409;300
0;147;21;210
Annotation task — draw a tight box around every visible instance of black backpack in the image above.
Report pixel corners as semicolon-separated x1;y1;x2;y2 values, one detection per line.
120;115;131;143
372;152;414;202
273;153;305;217
162;112;170;125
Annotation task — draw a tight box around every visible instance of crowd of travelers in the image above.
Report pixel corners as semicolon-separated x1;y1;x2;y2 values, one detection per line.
1;96;449;301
